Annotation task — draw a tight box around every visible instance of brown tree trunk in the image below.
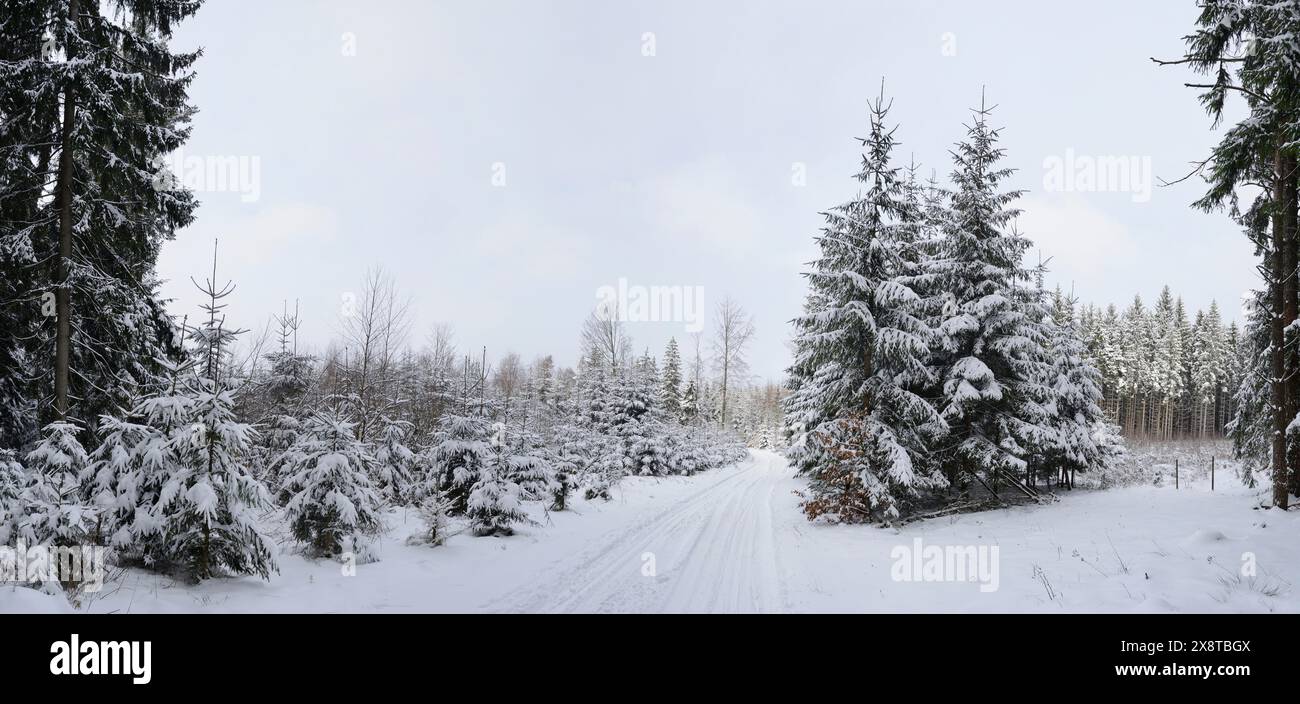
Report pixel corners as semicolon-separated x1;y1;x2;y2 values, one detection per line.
1272;147;1291;510
1286;151;1300;498
53;0;81;421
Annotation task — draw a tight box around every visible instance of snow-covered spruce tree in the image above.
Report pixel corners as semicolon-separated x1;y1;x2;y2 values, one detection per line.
0;0;196;432
663;425;702;476
1039;288;1117;489
1228;288;1272;487
414;485;455;547
696;381;722;427
584;427;626;499
784;87;946;523
1222;321;1244;432
372;417;416;505
615;355;669;477
1191;301;1227;437
253;304;314;480
705;424;751;467
406;446;438;505
668;420;732;476
572;352;624;499
1216;194;1277;486
1148;287;1186;440
467;438;532;537
548;459;574;511
1117;295;1151;437
680;380;699;424
508;448;555;502
257;413;301;489
491;402;557;502
428;413;493;514
0;5;53;449
262;306;314;413
165;379;278;579
1080;303;1124;420
278;412;385;560
926;97;1055;495
91;264;277;582
0;449;24;545
85;412;156;553
661;337;683;421
780;291;826;453
84;359;190;566
546;401;588;510
124;250;280;581
20;421;94;586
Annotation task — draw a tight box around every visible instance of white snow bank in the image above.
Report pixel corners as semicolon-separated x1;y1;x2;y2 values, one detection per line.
0;585;75;614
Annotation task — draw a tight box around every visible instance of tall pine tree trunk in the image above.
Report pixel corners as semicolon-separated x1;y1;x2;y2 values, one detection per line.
1271;146;1291;510
53;0;80;420
1286;151;1300;498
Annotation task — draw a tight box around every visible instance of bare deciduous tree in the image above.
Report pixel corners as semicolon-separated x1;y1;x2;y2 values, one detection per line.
711;296;755;427
580;308;629;373
688;331;706;393
340;267;412;441
494;352;524;421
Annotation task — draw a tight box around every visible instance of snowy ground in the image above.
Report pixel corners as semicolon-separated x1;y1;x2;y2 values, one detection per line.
3;449;1296;613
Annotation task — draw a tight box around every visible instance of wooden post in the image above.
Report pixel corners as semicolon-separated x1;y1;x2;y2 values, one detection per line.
1175;459;1179;490
1211;456;1215;492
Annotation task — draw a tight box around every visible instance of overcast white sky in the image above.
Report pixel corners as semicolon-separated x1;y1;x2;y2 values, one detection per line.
156;0;1257;381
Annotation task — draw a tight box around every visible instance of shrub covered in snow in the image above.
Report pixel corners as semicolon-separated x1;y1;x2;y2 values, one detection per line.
277;412;385;559
413;487;456;546
0;448;23;545
372;418;416;504
21;422;96;564
428;414;493;513
468;445;532;536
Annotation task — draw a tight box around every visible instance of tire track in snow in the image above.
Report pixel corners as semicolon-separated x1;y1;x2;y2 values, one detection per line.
483;459;758;613
486;450;792;613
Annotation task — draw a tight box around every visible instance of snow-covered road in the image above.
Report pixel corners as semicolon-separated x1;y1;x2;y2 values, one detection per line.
490;450;790;613
7;448;1297;614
